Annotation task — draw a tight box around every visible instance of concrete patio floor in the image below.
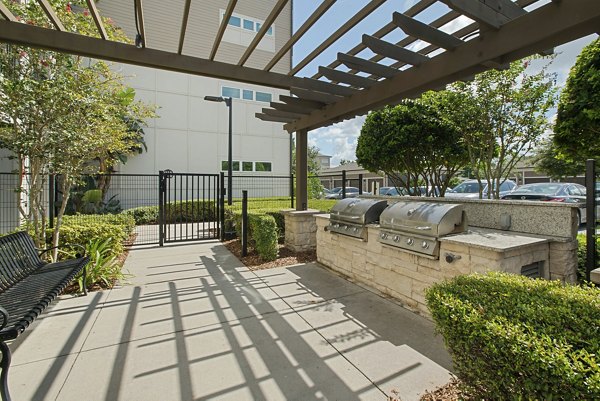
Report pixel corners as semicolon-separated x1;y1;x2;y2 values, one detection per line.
7;241;452;401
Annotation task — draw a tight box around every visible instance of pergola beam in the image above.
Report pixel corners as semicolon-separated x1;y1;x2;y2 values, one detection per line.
36;0;65;31
178;0;193;54
134;0;146;48
256;113;295;123
270;101;318;115
286;0;600;132
265;0;337;71
210;0;238;60
363;35;429;66
319;67;378;88
0;3;17;22
262;108;307;119
392;12;463;50
238;0;289;66
441;0;514;29
85;0;108;40
278;95;326;110
0;19;329;92
289;0;387;76
290;87;343;104
337;52;398;78
299;77;357;97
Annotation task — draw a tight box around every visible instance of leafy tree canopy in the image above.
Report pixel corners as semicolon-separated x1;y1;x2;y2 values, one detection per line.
554;38;600;165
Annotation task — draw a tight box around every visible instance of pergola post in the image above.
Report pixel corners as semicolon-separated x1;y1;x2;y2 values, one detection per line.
295;129;308;211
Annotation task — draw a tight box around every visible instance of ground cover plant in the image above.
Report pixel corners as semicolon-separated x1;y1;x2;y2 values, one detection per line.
426;272;600;400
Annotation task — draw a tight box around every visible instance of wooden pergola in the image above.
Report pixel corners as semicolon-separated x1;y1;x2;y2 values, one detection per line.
1;0;599;210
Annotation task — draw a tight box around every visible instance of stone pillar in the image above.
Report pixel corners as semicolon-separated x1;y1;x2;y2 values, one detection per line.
283;209;320;252
548;240;579;284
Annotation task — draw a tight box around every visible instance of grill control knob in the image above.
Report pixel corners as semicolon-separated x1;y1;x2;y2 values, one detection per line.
353;227;359;233
421;241;429;249
406;238;414;246
380;232;388;239
334;224;340;229
393;235;400;243
343;225;349;231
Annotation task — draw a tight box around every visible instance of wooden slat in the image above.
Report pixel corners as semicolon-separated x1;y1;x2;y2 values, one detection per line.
36;0;65;31
362;35;429;65
265;0;337;71
279;95;326;110
290;87;343;104
270;101;318;114
0;2;17;22
289;0;387;76
319;66;378;88
85;0;108;40
392;12;463;50
300;77;357;97
135;0;146;48
210;0;238;60
479;0;527;20
337;52;398;78
262;108;307;119
255;113;294;123
178;0;193;54
238;0;290;66
441;0;511;29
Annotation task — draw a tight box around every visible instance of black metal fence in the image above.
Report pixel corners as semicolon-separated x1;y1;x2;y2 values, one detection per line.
585;160;599;281
227;175;293;211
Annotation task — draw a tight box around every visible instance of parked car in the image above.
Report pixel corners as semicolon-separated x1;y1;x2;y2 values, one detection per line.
445;179;517;199
500;182;589;225
379;186;408;196
325;187;360;199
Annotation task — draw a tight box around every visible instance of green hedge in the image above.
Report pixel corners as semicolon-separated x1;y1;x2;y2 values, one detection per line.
121;206;158;225
426;272;600;400
577;233;600;283
233;211;279;261
121;200;217;225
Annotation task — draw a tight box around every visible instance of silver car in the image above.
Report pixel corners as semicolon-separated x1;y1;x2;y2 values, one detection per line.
446;179;516;199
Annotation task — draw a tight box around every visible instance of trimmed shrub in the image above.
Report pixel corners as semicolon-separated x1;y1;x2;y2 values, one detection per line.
426;272;600;400
577;233;600;283
232;211;279;261
121;206;159;225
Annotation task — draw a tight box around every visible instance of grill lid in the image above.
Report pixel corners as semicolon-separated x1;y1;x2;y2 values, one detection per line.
379;201;466;237
330;198;388;225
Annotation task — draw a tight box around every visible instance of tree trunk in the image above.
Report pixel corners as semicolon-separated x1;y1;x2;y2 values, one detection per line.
51;176;71;262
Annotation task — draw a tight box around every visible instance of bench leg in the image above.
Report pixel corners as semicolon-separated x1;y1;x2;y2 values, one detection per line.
0;341;12;401
83;265;88;296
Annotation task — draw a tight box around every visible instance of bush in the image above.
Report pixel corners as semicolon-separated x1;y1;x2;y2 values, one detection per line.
75;237;129;292
426;272;600;400
121;206;159;225
232;211;279;261
577;233;600;283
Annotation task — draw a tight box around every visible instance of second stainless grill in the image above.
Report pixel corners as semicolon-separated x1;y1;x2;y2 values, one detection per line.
378;201;467;257
328;198;388;239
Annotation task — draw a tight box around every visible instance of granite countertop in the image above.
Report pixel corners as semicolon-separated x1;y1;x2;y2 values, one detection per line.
440;228;549;252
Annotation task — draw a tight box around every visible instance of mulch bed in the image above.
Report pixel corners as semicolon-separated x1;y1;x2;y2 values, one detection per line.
389;378;466;401
223;239;316;270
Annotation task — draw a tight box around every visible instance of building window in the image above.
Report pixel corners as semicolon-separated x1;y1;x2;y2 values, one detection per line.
243;19;254;31
255;162;272;172
255;23;273;36
228;16;241;27
267;26;273;36
221;161;240;171
221;86;240;99
242;161;253;172
255;92;272;103
242;90;254;101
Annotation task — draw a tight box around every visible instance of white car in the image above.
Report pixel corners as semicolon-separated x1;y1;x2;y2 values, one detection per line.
446;179;517;199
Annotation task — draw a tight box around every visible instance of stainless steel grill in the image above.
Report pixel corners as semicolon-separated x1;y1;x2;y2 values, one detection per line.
378;201;467;257
328;198;388;239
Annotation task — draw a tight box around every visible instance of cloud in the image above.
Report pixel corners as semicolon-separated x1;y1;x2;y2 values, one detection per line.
309;116;366;166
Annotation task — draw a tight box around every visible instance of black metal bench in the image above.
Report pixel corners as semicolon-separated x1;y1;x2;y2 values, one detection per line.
0;231;89;401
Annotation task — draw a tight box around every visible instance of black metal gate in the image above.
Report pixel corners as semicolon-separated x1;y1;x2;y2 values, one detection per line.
159;170;222;245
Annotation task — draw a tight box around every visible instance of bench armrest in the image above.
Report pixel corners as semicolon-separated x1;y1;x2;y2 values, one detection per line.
0;306;8;331
39;243;87;259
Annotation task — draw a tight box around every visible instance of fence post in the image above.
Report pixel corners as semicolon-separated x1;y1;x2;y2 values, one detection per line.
242;190;248;256
358;173;363;195
586;159;597;282
158;171;165;247
290;173;294;209
220;172;226;241
342;170;347;199
48;174;55;229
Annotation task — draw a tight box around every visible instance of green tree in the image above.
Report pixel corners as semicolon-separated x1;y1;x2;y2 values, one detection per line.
533;140;585;179
0;0;155;257
356;100;468;196
447;59;557;198
553;38;600;166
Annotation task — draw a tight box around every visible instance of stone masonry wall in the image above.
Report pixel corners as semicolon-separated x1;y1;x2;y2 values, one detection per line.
316;215;552;317
283;209;320;252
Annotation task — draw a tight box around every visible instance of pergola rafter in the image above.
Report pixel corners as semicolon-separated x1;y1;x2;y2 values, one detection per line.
0;0;598;211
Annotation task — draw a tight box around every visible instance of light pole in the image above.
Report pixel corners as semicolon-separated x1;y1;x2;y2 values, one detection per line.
204;95;233;205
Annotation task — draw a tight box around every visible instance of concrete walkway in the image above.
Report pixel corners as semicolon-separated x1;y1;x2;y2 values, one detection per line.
7;241;452;401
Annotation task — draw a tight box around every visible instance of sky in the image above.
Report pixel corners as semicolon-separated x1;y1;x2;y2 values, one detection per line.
288;1;598;166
